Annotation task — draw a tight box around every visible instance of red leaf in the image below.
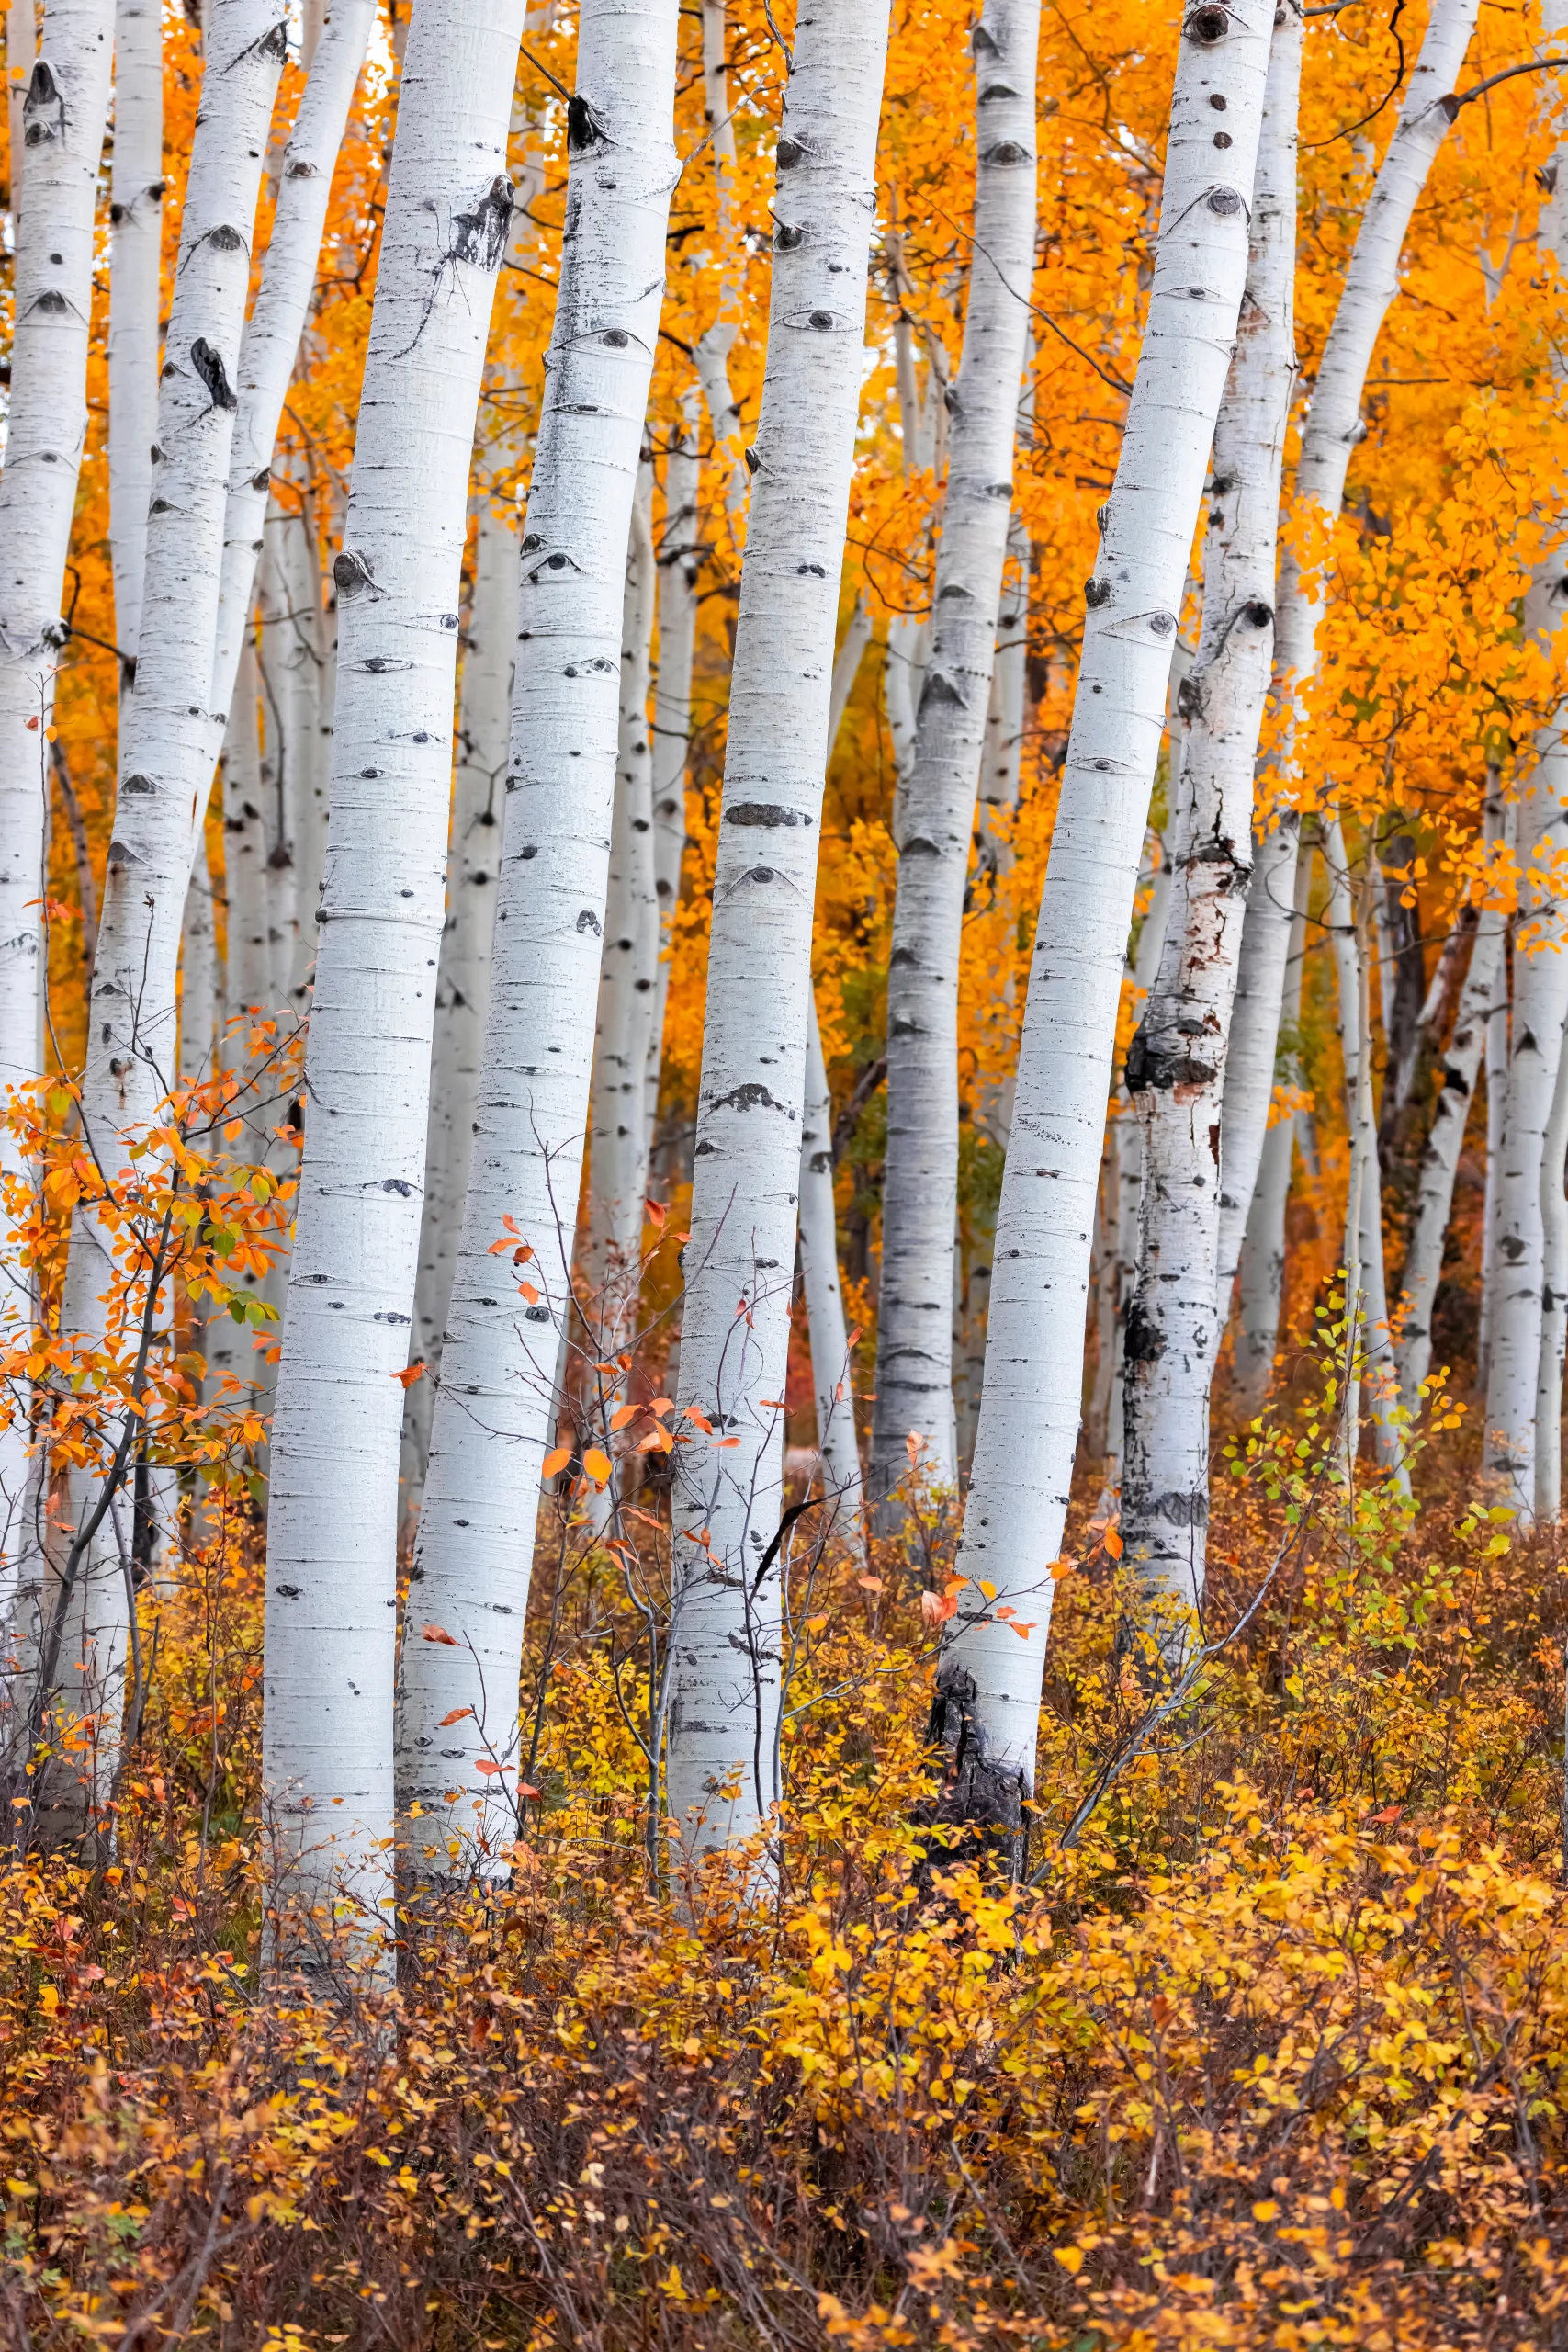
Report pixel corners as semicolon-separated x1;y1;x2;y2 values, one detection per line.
421;1623;458;1645
438;1706;473;1728
475;1758;505;1777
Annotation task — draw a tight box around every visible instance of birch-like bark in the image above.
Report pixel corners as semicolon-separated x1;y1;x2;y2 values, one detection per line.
662;0;891;1858
1096;853;1173;1501
1216;0;1482;1278
1325;818;1405;1488
405;488;515;1495
394;0;680;1870
107;0;162;661
6;0;34;190
583;462;658;1336
1232;841;1312;1419
800;995;864;1530
0;0;115;1642
871;0;1041;1511
935;0;1273;1848
1479;904;1511;1388
180;822;220;1076
277;485;328;1012
1484;689;1568;1518
1395;892;1504;1413
209;0;377;741
262;0;525;1955
220;639;272;1021
1536;1007;1568;1522
1121;6;1298;1623
694;0;746;511
646;393;700;1155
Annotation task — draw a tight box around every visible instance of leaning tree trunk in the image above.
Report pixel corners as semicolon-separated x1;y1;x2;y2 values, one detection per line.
107;0;162;662
1215;0;1482;1283
661;0;892;1860
1394;877;1505;1415
261;0;525;1963
1484;675;1568;1521
209;0;377;749
931;0;1274;1860
394;0;680;1876
871;0;1040;1514
1120;3;1299;1635
1232;839;1313;1419
0;0;115;1637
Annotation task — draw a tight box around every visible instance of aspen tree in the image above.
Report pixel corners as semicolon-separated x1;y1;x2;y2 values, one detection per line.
934;0;1272;1852
662;0;892;1857
209;0;377;751
262;0;526;1954
6;0;33;187
646;396;701;1156
395;0;680;1871
220;641;273;1023
872;0;1040;1510
1121;1;1299;1623
0;0;114;1622
1216;0;1483;1283
799;996;863;1532
1232;842;1312;1419
1536;1008;1568;1521
107;0;162;661
694;0;746;511
180;831;220;1076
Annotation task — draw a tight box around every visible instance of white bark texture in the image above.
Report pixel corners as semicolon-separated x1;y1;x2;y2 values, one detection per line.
799;995;864;1530
209;0;377;739
220;639;273;1020
694;0;745;510
871;0;1040;1510
1232;842;1312;1419
180;820;220;1076
0;0;114;1604
262;0;525;1953
645;395;700;1154
1536;1007;1568;1522
1484;702;1568;1519
661;0;892;1857
405;489;515;1494
107;0;163;660
583;462;658;1336
395;0;680;1867
935;0;1273;1843
1121;5;1298;1623
1215;0;1481;1277
1096;853;1172;1498
6;0;34;194
1479;898;1510;1387
1394;893;1504;1413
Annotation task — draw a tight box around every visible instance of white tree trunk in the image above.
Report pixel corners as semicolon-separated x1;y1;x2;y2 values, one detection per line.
394;0;680;1871
662;0;892;1859
278;484;329;1012
1394;887;1505;1413
1096;851;1172;1501
935;0;1273;1847
404;488;515;1496
1484;696;1568;1520
694;0;746;511
209;0;377;741
180;820;220;1076
1215;0;1482;1276
871;0;1040;1512
1536;1006;1568;1522
0;0;117;1692
1233;842;1313;1419
262;0;525;1956
6;0;34;194
256;506;300;1006
583;461;658;1337
799;994;864;1532
1479;899;1511;1390
1121;6;1298;1623
646;392;700;1154
107;0;162;661
220;638;274;1023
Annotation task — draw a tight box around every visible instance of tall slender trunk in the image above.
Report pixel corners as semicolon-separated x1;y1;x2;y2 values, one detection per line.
662;0;892;1858
800;995;864;1532
0;0;115;1657
583;460;658;1340
6;0;34;192
107;0;162;661
1233;840;1312;1419
394;0;680;1872
220;639;272;1023
1536;1007;1568;1522
933;0;1273;1854
1215;0;1482;1282
1395;880;1505;1415
404;489;514;1498
180;824;220;1076
1096;849;1172;1501
1121;6;1299;1627
694;0;746;512
646;392;700;1159
262;0;525;1957
1479;901;1511;1390
871;0;1040;1513
209;0;377;741
278;482;328;1012
1484;685;1568;1519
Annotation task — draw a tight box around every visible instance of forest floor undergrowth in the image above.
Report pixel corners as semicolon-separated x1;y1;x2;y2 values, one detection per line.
5;1360;1568;2351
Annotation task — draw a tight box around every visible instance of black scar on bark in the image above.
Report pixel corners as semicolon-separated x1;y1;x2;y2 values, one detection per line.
921;1665;1028;1884
190;338;238;412
452;178;513;271
725;803;811;828
568;96;608;152
1122;1294;1166;1366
